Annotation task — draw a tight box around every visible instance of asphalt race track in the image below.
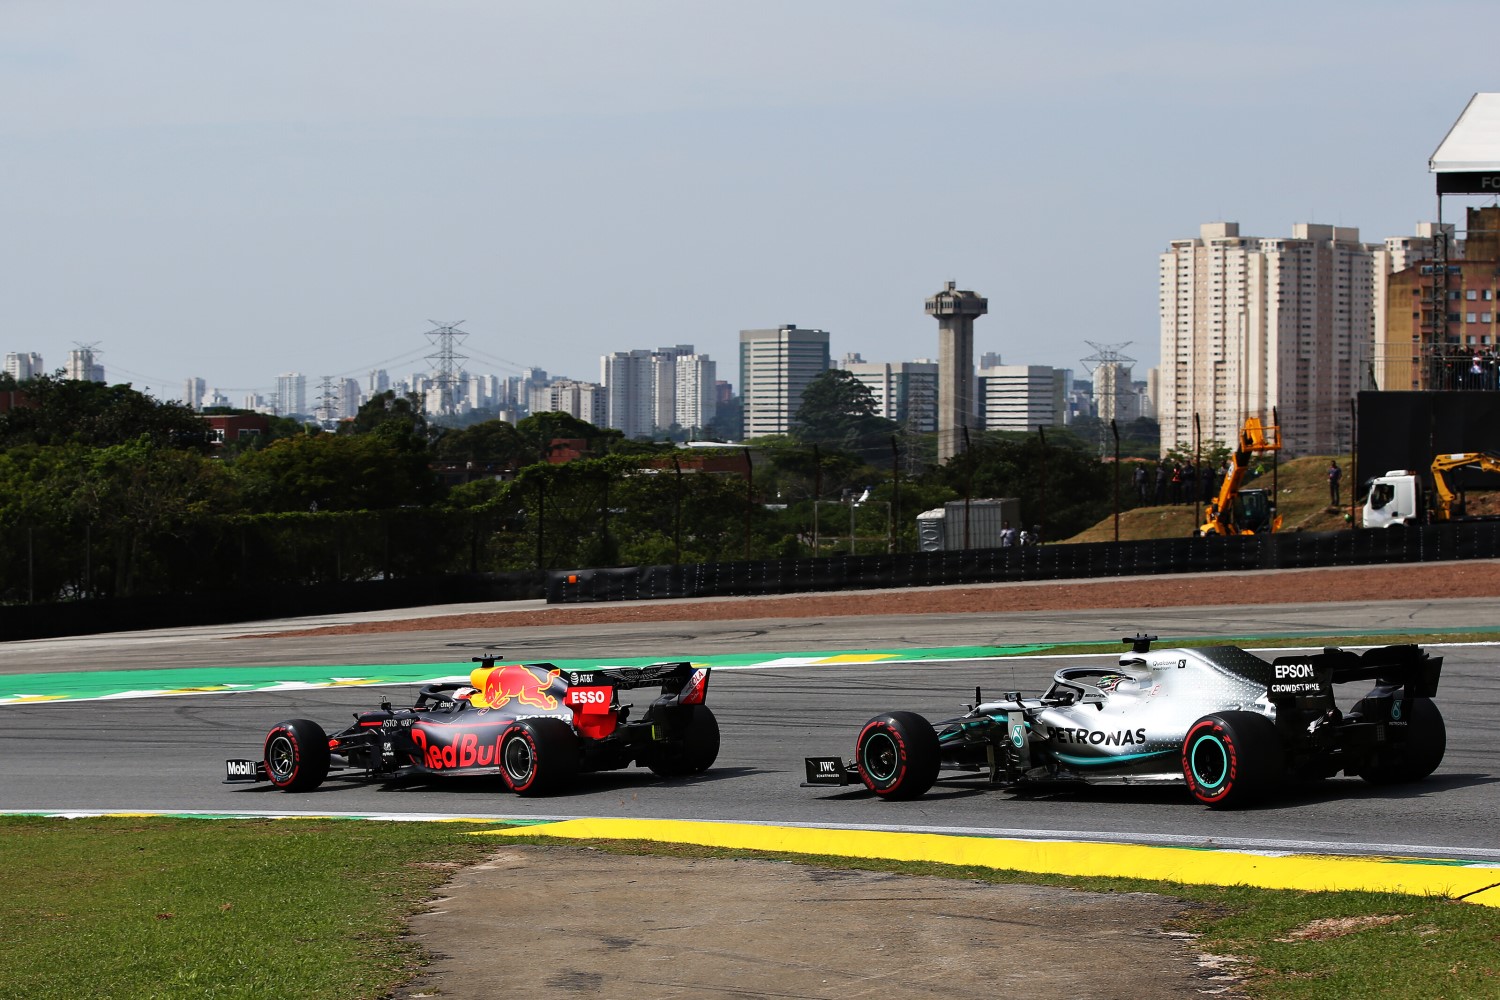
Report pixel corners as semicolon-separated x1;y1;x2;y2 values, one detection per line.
2;597;1497;861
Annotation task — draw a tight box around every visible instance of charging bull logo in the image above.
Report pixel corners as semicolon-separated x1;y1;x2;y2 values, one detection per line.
478;663;562;710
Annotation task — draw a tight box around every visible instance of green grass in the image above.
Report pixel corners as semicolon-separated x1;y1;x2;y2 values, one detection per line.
5;815;1499;999
0;817;497;1000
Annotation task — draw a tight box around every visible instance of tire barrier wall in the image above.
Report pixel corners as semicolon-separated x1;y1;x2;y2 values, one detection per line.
2;571;545;642
545;522;1500;604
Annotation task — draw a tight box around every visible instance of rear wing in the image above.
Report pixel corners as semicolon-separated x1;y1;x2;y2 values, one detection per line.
562;661;701;693
1269;644;1441;701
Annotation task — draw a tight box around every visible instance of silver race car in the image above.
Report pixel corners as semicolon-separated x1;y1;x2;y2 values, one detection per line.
805;635;1445;808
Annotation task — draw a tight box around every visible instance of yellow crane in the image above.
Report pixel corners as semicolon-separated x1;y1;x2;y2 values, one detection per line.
1198;416;1283;537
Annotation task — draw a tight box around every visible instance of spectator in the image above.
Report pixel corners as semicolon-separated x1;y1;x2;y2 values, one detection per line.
1133;464;1148;503
1170;463;1183;504
1154;461;1168;504
999;520;1018;548
1328;459;1342;507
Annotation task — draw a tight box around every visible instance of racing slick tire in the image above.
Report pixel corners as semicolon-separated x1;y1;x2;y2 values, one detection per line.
263;718;330;792
647;705;720;777
1181;711;1284;808
1351;696;1446;785
499;718;580;796
856;711;940;800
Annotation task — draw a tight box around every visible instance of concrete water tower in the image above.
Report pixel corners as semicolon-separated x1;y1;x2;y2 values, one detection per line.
925;280;988;463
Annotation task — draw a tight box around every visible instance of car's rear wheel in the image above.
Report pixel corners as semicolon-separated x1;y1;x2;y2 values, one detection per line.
263;719;330;792
856;711;940;800
1181;711;1283;808
1352;696;1446;785
647;705;720;776
499;718;579;795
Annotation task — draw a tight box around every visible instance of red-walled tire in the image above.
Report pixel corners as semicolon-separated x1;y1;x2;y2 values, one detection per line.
263;719;330;792
499;718;580;796
1181;711;1283;808
856;711;940;800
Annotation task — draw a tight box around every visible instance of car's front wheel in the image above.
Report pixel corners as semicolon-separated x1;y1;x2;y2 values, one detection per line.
499;718;579;795
263;719;330;792
856;711;940;800
1181;711;1283;808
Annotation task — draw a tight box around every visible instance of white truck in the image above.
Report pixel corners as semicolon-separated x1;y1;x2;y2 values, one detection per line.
1363;452;1500;528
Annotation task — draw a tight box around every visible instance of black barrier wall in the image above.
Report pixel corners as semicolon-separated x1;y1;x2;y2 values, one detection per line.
546;523;1500;603
1;571;546;641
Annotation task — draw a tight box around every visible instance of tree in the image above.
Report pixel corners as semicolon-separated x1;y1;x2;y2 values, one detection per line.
230;434;438;512
340;391;431;451
791;370;897;462
434;419;526;470
927;433;1116;542
0;374;211;451
514;412;625;462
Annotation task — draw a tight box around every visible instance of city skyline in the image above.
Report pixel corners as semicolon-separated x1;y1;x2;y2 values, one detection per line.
3;3;1488;400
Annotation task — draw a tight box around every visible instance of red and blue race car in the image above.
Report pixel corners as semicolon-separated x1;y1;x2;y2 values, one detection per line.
226;656;716;795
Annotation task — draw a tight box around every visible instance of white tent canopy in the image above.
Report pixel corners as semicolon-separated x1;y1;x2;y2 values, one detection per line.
1431;93;1500;173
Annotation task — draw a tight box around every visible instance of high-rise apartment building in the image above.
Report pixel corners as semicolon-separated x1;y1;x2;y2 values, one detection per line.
602;346;681;439
66;346;105;383
673;353;718;433
275;372;307;417
1091;362;1139;423
739;325;830;438
4;352;44;381
183;377;206;410
530;378;608;426
338;378;362;420
977;365;1069;431
1159;222;1380;457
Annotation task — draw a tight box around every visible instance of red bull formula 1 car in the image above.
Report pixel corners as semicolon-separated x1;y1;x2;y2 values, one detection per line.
805;635;1445;808
225;656;716;795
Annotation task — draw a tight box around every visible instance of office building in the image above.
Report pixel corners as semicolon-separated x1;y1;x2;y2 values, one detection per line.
840;357;939;433
739;325;830;438
977;364;1068;431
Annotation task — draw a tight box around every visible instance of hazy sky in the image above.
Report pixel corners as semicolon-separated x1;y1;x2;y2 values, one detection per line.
3;1;1494;402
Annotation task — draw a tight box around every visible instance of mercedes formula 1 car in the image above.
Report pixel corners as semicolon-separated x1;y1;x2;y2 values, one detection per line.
805;635;1445;808
226;656;717;795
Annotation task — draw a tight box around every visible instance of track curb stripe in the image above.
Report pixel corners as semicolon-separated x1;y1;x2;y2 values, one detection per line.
486;818;1500;907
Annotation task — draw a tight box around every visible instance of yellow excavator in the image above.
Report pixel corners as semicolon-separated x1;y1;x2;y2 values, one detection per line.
1198;415;1283;536
1363;452;1500;528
